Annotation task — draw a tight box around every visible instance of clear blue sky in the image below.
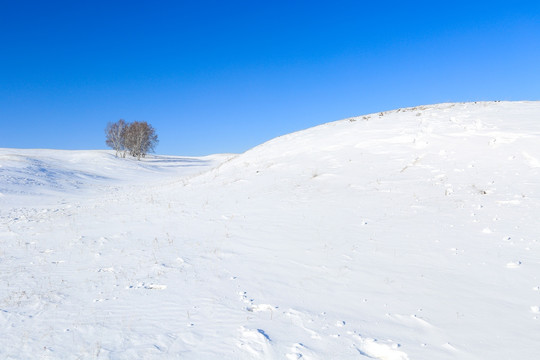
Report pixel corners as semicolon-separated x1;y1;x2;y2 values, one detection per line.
1;1;539;155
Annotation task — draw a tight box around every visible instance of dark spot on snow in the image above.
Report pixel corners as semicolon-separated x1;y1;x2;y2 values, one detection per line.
257;329;271;341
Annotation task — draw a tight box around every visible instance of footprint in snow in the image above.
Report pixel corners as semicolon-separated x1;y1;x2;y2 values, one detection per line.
286;343;317;360
353;335;409;360
236;326;274;357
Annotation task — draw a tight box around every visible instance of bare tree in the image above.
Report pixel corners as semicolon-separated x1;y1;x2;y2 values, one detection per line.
105;119;127;157
106;120;158;160
123;121;159;160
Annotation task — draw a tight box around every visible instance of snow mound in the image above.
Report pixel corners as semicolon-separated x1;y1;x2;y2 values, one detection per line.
1;101;540;359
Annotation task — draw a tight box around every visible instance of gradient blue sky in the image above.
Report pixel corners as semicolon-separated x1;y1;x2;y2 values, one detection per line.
1;1;539;155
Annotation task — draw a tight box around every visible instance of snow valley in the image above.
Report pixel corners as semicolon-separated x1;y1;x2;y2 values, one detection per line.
1;101;540;359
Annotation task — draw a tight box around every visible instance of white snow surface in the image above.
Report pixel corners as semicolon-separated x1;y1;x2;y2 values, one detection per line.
1;101;540;359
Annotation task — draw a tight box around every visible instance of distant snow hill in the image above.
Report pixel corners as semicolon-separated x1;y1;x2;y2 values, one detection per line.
1;101;540;359
0;149;233;206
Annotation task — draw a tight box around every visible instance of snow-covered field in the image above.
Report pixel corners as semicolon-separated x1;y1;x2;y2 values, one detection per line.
1;101;539;359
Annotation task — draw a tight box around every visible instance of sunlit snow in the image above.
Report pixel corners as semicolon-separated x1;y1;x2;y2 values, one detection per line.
1;101;539;359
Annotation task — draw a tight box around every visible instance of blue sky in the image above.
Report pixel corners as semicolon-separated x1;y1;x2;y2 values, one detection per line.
1;1;539;155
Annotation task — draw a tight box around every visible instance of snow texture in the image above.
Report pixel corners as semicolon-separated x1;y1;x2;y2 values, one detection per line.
1;101;540;359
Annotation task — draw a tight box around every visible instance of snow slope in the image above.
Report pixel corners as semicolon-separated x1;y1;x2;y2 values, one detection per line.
1;101;540;359
0;149;232;207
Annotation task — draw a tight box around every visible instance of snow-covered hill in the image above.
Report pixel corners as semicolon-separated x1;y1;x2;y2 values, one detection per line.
1;101;539;359
0;149;232;207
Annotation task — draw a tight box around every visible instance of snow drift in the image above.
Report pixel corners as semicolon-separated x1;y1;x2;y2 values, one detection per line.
1;101;539;359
